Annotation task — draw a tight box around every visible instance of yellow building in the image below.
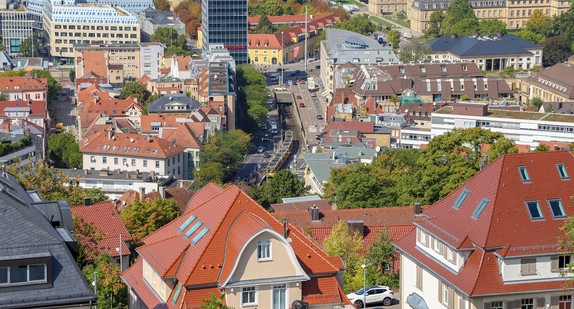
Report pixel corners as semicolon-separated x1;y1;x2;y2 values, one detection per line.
369;0;409;15
407;0;570;33
43;4;140;64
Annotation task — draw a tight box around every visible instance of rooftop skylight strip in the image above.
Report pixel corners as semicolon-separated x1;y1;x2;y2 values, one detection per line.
191;227;210;245
177;215;196;233
184;221;203;239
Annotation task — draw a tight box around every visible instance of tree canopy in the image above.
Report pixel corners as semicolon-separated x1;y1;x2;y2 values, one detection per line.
174;1;202;38
236;64;269;131
194;130;252;186
48;132;82;168
73;214;105;268
19;37;42;57
120;198;180;244
542;36;572;67
247;169;310;209
333;14;376;36
323;220;364;293
399;39;432;62
82;254;127;309
255;15;274;34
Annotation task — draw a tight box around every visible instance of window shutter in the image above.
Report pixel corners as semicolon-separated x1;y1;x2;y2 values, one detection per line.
529;259;537;274
550;296;559;309
536;297;545;309
551;256;559;272
448;288;454;309
438;281;443;304
442;244;448;259
484;302;492;309
416;266;423;290
431;237;435;249
417;229;421;243
521;258;536;275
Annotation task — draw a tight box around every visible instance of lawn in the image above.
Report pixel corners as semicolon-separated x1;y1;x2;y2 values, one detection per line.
381;15;411;28
335;0;366;7
369;16;397;29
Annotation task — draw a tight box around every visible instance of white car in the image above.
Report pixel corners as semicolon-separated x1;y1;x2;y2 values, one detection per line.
274;87;286;91
258;146;264;153
346;286;394;308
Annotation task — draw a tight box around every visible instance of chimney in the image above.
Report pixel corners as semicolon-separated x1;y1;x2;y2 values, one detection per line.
108;130;112;140
159;186;166;199
139;187;145;202
310;205;320;222
451;33;458;39
83;197;92;207
283;219;288;239
414;203;422;216
84;169;89;175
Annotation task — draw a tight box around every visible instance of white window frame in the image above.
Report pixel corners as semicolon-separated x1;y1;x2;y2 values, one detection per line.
257;240;272;261
241;286;257;307
434;237;441;253
492;301;504;309
442;283;449;305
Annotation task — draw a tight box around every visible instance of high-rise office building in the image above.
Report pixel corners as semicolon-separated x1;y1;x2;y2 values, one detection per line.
201;0;248;64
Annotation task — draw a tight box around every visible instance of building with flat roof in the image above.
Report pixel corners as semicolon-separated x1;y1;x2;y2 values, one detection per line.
427;33;543;71
43;0;140;63
201;0;248;64
195;61;237;131
320;28;399;95
432;103;574;150
0;2;40;56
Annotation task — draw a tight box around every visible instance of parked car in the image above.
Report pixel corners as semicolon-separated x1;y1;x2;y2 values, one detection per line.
297;95;302;99
346;286;394;308
261;123;267;130
315;65;320;70
263;151;270;158
299;102;305;107
316;114;323;119
274;87;286;91
258;146;264;153
315;134;321;140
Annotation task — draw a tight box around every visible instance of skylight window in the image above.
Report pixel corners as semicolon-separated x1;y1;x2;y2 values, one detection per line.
184;221;203;239
471;198;489;219
453;188;470;209
112;146;119;150
525;201;544;220
548;199;566;218
192;227;210;245
518;166;531;182
557;164;569;180
177;215;196;233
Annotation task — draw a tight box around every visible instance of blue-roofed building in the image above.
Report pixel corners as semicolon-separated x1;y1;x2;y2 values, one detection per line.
427;33;542;71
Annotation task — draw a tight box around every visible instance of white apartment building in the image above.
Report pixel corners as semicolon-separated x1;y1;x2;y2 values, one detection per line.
432;103;574;150
394;151;574;309
80;131;185;179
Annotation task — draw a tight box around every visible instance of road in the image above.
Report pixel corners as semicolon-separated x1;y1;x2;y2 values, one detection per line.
49;86;76;135
288;82;326;148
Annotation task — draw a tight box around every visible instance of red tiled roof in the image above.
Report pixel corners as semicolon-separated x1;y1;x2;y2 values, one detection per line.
173;56;192;72
80;131;184;158
161;123;202;149
183;183;224;213
0;100;45;117
116;188;193;213
122;258;167;308
139;74;151;85
0;76;47;92
70;201;132;258
124;184;348;308
81;50;108;78
271;199;335;213
395;151;574;296
322;121;374;135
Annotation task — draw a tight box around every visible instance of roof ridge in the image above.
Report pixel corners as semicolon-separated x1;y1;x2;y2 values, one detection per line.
483;155;507;248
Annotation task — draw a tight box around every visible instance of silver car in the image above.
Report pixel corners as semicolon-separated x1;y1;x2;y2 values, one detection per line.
346;286;394;308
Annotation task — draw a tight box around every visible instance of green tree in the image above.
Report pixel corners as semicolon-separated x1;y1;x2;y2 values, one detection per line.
533;144;551;152
450;18;479;36
399;39;431;62
69;69;76;83
154;0;171;10
195;130;252;186
323;220;364;293
366;229;395;273
82;254;127;309
247;169;310;209
543;36;572;67
255;15;274;34
554;2;574;46
0;35;5;51
388;30;401;51
334;14;376;36
119;81;151;104
48;132;82;168
0;93;8;101
424;10;444;40
236;64;269;131
531;97;543;109
440;0;477;36
200;293;234;309
515;29;546;45
478;19;506;34
73;214;105;268
5;161;107;205
151;27;187;50
526;9;553;39
120;198;180;244
19;37;42;57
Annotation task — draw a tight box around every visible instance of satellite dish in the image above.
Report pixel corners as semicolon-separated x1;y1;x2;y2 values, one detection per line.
376;146;381;152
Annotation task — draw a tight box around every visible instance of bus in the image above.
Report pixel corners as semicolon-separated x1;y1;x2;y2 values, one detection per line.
266;130;293;178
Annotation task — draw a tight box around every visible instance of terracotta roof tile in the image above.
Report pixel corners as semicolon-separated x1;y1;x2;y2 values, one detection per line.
81;50;108;78
0;100;45;117
0;76;47;92
271;199;335;213
80;131;184;158
70;201;132;258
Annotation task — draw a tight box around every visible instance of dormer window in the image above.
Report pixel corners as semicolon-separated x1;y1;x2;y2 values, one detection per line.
471;198;489;219
525;201;544;220
557;164;569;180
257;240;271;260
547;199;566;218
518;166;531;182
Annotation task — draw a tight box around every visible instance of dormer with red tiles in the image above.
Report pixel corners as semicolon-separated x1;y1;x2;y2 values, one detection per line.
394;151;574;309
122;184;352;309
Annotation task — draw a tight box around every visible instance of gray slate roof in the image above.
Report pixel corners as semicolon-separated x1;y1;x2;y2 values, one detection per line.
427;34;540;57
0;173;97;308
147;94;202;114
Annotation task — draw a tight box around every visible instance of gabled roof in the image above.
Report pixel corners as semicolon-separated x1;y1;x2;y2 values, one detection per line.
81;50;108;78
394;151;574;296
0;76;47;92
161;123;202;149
0;100;45;117
124;184;347;308
70;201;132;258
322;121;374;135
80;131;184;158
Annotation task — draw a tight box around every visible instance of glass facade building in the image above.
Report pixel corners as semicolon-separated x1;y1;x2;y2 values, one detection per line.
201;0;248;64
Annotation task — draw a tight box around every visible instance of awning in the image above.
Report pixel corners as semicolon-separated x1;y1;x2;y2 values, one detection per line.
406;292;429;309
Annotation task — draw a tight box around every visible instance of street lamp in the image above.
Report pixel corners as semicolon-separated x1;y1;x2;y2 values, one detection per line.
361;264;366;309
